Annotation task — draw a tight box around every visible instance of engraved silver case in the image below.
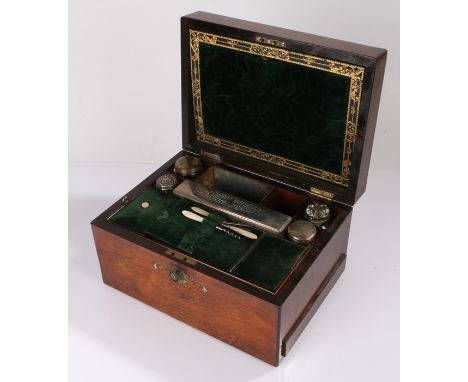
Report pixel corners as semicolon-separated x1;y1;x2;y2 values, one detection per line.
173;179;291;235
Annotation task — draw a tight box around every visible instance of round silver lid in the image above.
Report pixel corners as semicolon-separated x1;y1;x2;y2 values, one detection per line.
155;173;178;191
287;220;317;244
305;202;330;225
174;155;203;177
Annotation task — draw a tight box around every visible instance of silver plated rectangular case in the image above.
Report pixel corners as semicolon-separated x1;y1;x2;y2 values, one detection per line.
173;179;291;235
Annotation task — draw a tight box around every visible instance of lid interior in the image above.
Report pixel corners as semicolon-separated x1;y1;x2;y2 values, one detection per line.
190;30;364;188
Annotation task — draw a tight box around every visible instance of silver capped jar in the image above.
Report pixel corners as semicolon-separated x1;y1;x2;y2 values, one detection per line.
305;202;330;225
174;155;203;177
155;173;179;192
287;220;317;244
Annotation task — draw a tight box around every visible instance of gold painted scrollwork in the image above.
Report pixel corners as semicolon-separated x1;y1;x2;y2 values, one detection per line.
189;30;365;187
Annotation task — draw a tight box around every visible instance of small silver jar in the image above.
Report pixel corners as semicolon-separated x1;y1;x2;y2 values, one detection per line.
305;202;330;225
287;220;317;244
173;155;203;177
155;173;179;192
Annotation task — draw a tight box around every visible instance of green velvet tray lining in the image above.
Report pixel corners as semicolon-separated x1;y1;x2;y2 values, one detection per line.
197;42;351;177
109;188;306;292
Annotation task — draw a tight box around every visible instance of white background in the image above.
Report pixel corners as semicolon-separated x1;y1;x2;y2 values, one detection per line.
5;1;468;382
68;1;399;381
69;0;399;172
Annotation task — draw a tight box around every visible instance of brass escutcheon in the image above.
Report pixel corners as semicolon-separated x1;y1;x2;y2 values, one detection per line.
153;263;207;293
170;267;187;284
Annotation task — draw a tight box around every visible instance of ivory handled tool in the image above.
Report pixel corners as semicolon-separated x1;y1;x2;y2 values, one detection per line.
190;207;258;240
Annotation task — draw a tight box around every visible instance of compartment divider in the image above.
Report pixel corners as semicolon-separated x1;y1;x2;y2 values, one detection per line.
258;186;277;205
228;235;264;273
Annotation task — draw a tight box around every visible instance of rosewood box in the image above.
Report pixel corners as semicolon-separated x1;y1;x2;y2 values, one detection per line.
91;11;386;366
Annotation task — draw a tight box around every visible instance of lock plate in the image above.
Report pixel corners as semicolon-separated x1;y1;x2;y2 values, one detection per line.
170;267;187;284
153;262;208;293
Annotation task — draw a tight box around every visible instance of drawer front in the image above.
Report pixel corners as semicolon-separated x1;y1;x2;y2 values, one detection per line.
92;226;279;366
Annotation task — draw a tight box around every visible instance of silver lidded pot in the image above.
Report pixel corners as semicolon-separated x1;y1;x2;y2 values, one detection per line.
155;173;179;192
287;220;317;244
174;155;203;177
305;202;330;226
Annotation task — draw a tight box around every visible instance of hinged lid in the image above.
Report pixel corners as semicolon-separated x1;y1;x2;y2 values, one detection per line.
181;12;387;205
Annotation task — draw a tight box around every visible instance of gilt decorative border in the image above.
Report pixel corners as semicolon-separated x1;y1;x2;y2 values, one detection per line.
189;30;365;187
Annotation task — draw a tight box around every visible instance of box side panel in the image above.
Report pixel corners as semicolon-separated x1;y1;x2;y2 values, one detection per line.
92;225;280;366
354;51;387;202
279;212;352;354
281;253;346;356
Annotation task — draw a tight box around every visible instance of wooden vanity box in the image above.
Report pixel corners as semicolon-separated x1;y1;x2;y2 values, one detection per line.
91;11;386;366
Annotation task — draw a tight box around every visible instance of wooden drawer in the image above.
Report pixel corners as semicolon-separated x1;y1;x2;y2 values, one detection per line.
92;226;280;365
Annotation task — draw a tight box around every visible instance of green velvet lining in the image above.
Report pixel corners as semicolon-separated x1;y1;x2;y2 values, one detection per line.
144;201;252;271
110;189;305;290
110;189;252;271
233;235;305;291
199;43;350;175
110;189;180;233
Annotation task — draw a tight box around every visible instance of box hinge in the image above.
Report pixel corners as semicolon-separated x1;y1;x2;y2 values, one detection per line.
255;35;287;48
309;186;334;201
